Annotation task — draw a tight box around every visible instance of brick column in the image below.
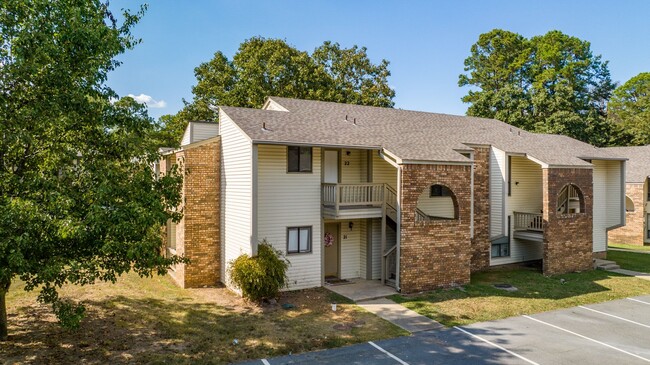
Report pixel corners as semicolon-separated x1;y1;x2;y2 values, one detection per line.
608;183;644;246
542;168;593;275
168;139;221;288
400;164;472;293
471;147;491;272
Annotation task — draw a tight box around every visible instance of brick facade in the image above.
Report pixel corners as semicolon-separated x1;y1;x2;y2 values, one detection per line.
609;183;645;246
542;168;593;275
163;139;221;288
470;147;491;272
399;164;472;293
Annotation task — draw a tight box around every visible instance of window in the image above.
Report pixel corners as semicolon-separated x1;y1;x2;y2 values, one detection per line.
430;184;452;197
166;219;176;253
288;146;312;172
557;184;583;214
287;226;312;254
491;243;510;257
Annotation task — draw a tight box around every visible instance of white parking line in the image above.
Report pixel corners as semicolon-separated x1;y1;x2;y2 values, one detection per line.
261;359;270;365
579;306;650;329
523;315;650;363
628;297;650;305
368;341;409;365
453;326;540;365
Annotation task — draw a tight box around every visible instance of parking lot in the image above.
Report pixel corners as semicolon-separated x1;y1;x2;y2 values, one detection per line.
242;295;650;364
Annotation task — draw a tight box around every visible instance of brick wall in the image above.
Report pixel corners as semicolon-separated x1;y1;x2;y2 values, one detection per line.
609;183;645;246
163;139;221;288
471;147;491;272
542;168;593;275
400;164;472;293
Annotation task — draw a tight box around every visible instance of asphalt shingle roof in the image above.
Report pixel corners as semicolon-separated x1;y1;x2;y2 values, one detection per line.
219;97;624;167
604;145;650;183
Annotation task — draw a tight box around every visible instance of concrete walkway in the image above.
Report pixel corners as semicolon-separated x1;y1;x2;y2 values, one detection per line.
609;268;650;281
357;297;444;333
325;279;398;302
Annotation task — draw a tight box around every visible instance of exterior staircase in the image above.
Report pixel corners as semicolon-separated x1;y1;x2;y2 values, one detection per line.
594;258;620;271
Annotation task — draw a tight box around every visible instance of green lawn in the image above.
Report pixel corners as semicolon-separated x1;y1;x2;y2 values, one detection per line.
391;268;650;327
607;250;650;273
608;243;650;251
2;273;406;364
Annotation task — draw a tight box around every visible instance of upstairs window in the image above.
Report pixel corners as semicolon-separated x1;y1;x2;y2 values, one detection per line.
288;146;312;172
430;184;452;197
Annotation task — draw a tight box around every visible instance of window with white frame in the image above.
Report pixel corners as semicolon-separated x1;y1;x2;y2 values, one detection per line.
287;226;312;254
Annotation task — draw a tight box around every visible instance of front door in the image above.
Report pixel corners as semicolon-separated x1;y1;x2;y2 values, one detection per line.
324;150;339;184
324;223;339;278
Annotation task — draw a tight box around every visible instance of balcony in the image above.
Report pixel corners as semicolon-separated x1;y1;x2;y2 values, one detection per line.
513;211;544;242
322;183;396;220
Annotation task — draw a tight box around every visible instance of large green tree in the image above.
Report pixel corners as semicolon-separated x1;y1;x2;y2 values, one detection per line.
0;0;185;340
608;72;650;145
159;37;395;145
459;29;616;146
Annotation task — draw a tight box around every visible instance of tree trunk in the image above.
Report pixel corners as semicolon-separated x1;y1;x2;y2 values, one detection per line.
0;282;8;341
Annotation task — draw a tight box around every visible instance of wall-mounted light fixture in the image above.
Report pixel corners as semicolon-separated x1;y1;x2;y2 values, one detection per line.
349;221;354;230
515;181;519;186
346;151;351;156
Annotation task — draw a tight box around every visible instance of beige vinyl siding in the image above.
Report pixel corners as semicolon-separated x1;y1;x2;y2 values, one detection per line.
181;122;219;146
370;218;396;280
372;153;397;189
416;191;454;218
492;156;544;265
263;99;289;111
181;127;191;146
490;147;507;238
605;161;623;228
359;219;368;279
339;218;363;279
341;149;366;184
219;111;253;282
257;144;322;290
592;160;624;252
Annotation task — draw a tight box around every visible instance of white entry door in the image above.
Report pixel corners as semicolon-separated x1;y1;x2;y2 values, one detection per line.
324;150;339;184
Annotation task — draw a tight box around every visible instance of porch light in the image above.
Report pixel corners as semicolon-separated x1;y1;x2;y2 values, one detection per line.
349;222;354;230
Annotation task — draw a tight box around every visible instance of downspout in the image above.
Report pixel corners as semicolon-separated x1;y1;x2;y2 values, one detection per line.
396;165;402;292
470;152;475;238
251;144;259;256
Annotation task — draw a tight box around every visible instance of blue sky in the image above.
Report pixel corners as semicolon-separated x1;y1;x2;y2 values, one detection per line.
108;0;650;119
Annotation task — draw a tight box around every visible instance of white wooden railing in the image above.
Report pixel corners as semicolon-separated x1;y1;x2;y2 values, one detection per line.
513;211;543;232
415;208;430;222
322;183;386;211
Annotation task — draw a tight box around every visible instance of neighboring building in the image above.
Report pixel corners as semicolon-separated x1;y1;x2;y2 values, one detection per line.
161;97;626;293
606;145;650;246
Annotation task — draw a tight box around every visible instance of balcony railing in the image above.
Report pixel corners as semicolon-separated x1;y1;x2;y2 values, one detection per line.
322;183;385;209
513;211;543;232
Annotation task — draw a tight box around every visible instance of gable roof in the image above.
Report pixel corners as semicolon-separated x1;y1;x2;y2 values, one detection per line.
219;97;623;167
604;145;650;183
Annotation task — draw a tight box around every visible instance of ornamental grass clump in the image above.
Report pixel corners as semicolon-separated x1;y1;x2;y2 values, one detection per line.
228;241;290;302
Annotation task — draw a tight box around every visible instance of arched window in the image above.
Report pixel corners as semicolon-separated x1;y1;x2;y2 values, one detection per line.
416;184;458;221
626;196;635;212
557;184;584;214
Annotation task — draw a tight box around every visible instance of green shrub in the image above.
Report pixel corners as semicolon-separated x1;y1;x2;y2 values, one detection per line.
228;241;290;302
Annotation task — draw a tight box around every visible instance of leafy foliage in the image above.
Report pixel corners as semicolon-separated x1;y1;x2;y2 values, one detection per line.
459;29;617;146
0;0;186;340
158;37;395;145
608;72;650;145
228;242;290;302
